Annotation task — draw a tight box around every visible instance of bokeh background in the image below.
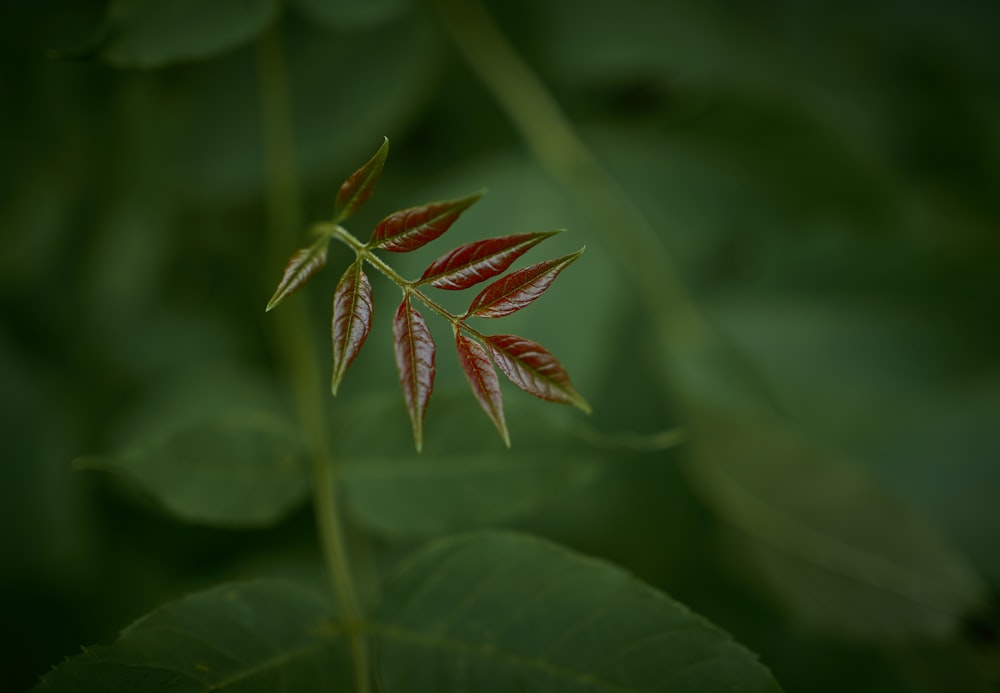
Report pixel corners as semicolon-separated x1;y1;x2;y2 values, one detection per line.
2;0;999;690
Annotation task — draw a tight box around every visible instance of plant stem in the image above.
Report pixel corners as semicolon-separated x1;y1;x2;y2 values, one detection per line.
256;27;370;693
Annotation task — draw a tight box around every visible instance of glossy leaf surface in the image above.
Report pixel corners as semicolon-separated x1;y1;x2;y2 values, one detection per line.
466;249;583;318
418;231;560;290
370;192;482;252
330;260;373;395
393;296;435;451
265;237;328;312
334;136;388;222
100;0;279;68
377;532;782;692
455;331;509;446
484;334;590;413
37;580;351;691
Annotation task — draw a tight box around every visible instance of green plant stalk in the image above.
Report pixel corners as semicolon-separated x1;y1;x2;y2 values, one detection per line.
256;28;370;693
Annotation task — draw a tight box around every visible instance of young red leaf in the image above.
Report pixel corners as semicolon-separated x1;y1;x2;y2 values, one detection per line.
417;231;562;290
265;237;328;312
483;334;591;413
455;330;509;447
330;260;374;395
393;295;436;451
370;191;482;253
334;137;388;222
465;248;584;319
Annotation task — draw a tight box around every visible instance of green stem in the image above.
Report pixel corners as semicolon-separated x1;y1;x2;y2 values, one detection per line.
256;27;370;693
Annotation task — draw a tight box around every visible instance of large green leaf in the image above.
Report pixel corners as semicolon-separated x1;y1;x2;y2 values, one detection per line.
83;409;308;528
376;531;782;692
336;393;602;537
683;402;987;640
36;580;351;691
101;0;279;68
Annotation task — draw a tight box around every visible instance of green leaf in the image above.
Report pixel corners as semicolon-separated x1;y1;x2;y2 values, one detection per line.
335;393;601;537
376;532;782;692
101;0;280;68
265;236;329;312
82;410;308;528
292;0;412;30
36;580;351;691
683;402;988;640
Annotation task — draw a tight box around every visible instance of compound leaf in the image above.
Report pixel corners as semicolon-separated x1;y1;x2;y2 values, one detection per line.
330;260;373;395
418;231;561;290
376;532;782;692
265;237;329;312
36;580;351;691
370;192;482;253
484;334;590;413
393;295;435;451
466;249;583;319
455;331;509;447
334;136;389;223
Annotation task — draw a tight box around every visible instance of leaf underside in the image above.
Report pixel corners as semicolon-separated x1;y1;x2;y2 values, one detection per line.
331;260;374;394
484;334;590;413
419;231;560;290
455;331;509;446
377;532;782;692
467;249;583;318
335;136;389;222
370;192;482;252
266;238;328;311
393;295;436;451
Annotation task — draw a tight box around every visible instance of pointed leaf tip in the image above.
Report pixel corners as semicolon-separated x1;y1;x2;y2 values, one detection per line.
484;334;590;412
393;296;436;451
334;137;389;223
455;330;509;446
466;248;583;319
330;261;374;395
266;239;329;312
418;230;563;290
370;191;483;253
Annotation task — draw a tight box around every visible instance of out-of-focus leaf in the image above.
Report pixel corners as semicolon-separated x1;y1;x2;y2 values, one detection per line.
83;410;307;528
334;136;388;223
418;231;561;290
455;331;508;446
466;249;583;318
265;237;329;311
336;393;600;537
370;192;482;252
36;580;351;691
393;296;435;451
330;259;374;395
100;0;279;68
484;334;590;413
684;402;987;640
376;531;782;692
292;0;411;30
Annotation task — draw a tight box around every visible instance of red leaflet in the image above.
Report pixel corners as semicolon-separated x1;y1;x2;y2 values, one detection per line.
265;238;328;312
393;296;436;451
418;231;561;290
483;334;591;413
455;330;509;447
334;137;388;223
370;192;482;253
466;249;583;319
330;260;374;395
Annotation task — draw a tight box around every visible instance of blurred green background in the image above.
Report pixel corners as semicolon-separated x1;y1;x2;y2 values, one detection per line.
2;0;999;691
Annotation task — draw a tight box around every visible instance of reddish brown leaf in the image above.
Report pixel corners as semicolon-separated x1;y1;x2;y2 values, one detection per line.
330;260;374;395
483;334;591;413
455;330;509;447
418;231;561;290
393;295;436;451
466;249;584;319
265;238;328;312
370;192;482;253
334;137;388;222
